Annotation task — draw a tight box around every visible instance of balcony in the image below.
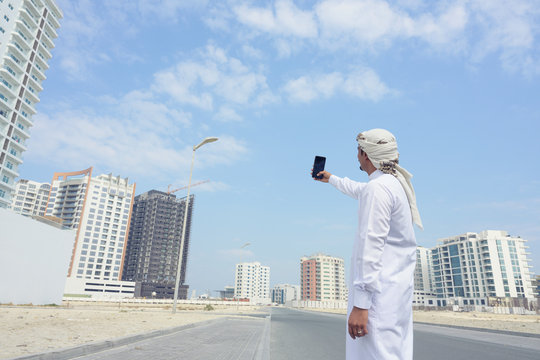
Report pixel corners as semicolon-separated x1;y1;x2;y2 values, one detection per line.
25;87;39;103
38;42;52;61
2;164;19;177
41;32;54;49
0;77;17;99
21;101;36;116
44;21;58;38
15;20;35;42
13;125;30;140
8;43;28;64
6;148;22;163
27;73;43;92
47;5;62;28
24;0;40;19
34;51;49;71
21;7;38;27
32;64;46;81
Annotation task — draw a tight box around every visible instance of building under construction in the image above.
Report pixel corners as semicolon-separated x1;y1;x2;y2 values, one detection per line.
122;190;194;299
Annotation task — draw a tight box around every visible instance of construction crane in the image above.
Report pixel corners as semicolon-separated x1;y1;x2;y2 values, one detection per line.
167;180;210;194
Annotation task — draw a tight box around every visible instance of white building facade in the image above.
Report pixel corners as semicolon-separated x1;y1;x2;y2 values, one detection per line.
431;230;535;307
271;284;300;304
46;168;136;298
413;246;436;306
11;178;50;215
0;0;62;208
234;261;270;302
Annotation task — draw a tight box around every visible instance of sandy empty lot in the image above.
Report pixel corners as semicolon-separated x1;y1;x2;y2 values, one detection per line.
1;303;262;359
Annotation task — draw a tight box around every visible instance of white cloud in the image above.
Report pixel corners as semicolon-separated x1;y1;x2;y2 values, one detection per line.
152;44;276;109
283;68;391;102
469;0;540;75
234;0;318;38
213;106;243;122
26;97;247;182
242;45;264;59
228;0;540;76
315;0;469;50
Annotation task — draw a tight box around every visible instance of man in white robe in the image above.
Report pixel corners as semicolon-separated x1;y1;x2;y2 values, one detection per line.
314;129;422;360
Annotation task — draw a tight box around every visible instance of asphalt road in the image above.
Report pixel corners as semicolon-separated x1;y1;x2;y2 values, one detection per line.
270;307;345;359
270;307;540;360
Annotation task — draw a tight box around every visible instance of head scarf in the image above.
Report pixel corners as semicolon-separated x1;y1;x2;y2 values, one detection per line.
356;129;423;230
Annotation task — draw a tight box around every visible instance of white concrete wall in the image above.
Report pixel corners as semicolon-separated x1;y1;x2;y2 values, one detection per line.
0;208;75;304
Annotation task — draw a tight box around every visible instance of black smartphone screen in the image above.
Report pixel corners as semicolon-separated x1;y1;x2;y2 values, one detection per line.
312;156;326;179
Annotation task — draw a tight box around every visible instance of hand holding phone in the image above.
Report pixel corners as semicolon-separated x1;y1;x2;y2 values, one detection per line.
312;156;326;179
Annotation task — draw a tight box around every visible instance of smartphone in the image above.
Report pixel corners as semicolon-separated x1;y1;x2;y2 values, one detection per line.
312;156;326;179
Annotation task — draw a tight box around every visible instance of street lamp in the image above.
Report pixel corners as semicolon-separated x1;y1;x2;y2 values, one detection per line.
172;137;219;314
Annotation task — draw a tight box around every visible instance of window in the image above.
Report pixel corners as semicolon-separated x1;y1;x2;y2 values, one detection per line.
4;15;9;22
2;175;9;184
0;189;5;198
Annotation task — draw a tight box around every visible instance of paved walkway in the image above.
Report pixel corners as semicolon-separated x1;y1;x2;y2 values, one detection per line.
71;317;267;360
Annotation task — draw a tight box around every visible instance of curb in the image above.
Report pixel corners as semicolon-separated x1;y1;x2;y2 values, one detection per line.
9;317;229;360
414;321;540;338
253;314;271;360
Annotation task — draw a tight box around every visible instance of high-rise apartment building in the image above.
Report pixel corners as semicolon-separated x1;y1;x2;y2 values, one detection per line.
45;168;137;297
234;261;270;301
122;190;194;299
415;246;433;293
0;0;62;208
11;178;50;215
271;284;300;304
413;246;435;306
431;230;535;306
300;254;346;301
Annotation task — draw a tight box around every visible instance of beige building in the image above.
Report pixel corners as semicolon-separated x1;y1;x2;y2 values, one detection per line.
300;253;347;301
11;179;50;215
45;167;136;298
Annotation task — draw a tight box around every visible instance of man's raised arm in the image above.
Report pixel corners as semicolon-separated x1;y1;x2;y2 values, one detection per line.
314;170;366;200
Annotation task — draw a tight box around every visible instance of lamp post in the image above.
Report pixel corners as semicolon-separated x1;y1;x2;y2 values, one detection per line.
172;137;219;314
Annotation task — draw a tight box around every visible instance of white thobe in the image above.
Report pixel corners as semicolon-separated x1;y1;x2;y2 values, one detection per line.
329;170;416;360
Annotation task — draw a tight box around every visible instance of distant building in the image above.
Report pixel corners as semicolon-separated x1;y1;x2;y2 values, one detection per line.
10;179;50;215
300;254;346;301
218;286;235;299
430;230;535;307
234;262;270;302
45;168;137;298
122;190;194;299
271;284;300;304
0;0;62;208
532;275;540;298
413;246;436;307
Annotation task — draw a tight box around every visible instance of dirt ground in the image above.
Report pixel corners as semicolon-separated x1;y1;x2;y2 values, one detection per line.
0;303;263;359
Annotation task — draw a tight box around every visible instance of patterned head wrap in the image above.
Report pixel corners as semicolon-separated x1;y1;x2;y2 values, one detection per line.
357;129;423;230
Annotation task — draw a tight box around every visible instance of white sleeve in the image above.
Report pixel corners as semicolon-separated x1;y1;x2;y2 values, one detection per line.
328;175;366;200
352;182;392;309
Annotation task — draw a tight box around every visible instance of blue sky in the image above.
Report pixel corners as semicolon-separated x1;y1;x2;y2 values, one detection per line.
21;0;540;296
